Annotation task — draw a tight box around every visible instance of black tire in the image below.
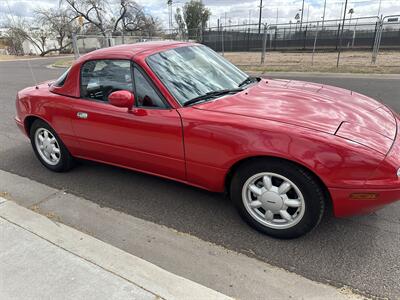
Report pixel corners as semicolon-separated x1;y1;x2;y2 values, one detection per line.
230;158;325;239
29;119;74;172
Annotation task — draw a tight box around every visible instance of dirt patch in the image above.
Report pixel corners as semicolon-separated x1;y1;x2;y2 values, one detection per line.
52;58;74;68
224;50;400;74
0;54;20;61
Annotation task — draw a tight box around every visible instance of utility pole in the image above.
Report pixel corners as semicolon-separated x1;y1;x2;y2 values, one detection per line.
258;0;263;34
300;0;305;31
322;0;327;29
249;10;251;26
276;8;279;25
167;0;173;32
377;0;382;16
337;0;349;67
340;2;344;22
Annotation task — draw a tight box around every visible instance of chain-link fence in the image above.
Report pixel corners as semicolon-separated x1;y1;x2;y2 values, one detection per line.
72;15;400;72
263;16;380;51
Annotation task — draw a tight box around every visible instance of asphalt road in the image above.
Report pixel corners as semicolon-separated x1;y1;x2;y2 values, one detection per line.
1;57;399;299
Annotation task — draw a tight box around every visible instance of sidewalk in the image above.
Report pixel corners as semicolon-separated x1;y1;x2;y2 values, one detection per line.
0;198;231;300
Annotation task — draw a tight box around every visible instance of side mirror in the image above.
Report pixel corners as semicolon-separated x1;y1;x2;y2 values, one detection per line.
108;90;135;110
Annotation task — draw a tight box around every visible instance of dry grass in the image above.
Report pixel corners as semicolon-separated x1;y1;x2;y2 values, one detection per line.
52;58;74;68
0;191;9;198
225;50;400;74
0;54;20;61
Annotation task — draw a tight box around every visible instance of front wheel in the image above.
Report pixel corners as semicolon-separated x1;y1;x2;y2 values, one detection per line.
230;158;326;239
30;119;74;172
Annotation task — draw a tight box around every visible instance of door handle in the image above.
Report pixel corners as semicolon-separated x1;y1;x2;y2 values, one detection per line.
77;112;88;119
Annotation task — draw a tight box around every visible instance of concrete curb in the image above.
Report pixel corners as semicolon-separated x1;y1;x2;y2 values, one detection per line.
0;198;232;300
0;55;74;63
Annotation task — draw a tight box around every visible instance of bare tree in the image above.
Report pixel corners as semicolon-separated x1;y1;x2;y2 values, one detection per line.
6;9;78;56
35;8;79;55
61;0;158;36
6;24;48;56
61;0;109;36
5;26;25;55
141;16;162;36
121;2;146;33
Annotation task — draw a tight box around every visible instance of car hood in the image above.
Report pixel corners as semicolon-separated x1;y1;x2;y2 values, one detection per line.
194;79;396;151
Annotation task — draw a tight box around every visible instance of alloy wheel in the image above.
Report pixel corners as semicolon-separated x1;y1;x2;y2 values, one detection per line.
242;172;306;229
34;128;61;166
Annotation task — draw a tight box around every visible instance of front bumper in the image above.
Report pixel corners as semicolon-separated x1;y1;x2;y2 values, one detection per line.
330;187;400;217
15;116;27;136
332;111;400;217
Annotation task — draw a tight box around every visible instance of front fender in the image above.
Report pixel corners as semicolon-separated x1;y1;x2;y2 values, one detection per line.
179;108;384;191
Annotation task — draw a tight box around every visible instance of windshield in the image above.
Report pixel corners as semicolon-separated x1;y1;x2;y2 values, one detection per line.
146;45;248;106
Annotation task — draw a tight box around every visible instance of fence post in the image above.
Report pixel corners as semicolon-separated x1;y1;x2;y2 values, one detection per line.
72;33;79;59
371;21;379;51
269;27;273;49
312;22;320;66
351;28;356;48
221;26;225;56
247;28;250;52
107;32;112;47
351;19;358;48
372;17;383;64
335;24;341;50
261;24;268;65
303;25;308;50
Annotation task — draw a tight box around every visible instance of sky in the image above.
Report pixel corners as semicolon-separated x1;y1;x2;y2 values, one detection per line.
1;0;400;28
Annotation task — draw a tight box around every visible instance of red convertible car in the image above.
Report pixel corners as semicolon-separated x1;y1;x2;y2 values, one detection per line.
15;41;400;238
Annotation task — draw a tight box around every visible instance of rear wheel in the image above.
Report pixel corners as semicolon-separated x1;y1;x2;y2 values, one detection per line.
230;158;325;239
30;119;74;172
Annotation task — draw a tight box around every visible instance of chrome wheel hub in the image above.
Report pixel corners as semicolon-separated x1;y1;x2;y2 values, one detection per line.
34;128;61;166
260;191;284;212
242;172;305;229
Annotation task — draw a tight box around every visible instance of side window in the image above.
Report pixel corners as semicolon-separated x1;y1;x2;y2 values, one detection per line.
80;60;133;102
134;67;166;109
53;67;70;87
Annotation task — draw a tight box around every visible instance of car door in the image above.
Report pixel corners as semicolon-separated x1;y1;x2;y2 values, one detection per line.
70;59;186;180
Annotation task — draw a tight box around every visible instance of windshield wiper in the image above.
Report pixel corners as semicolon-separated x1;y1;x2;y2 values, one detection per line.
238;76;261;88
183;88;243;107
